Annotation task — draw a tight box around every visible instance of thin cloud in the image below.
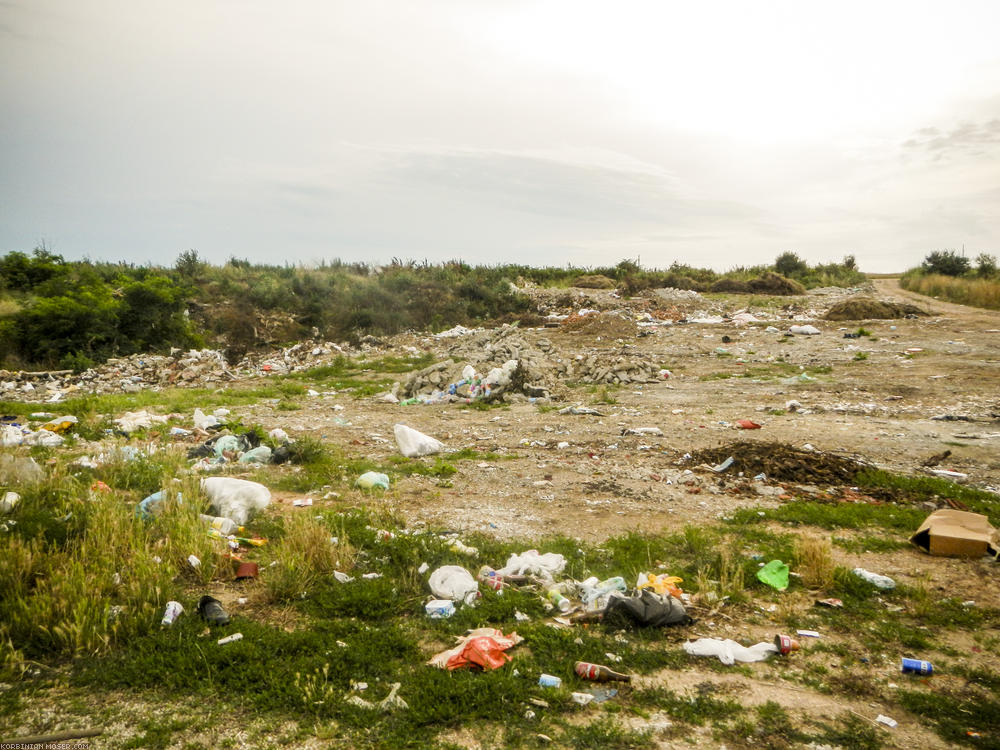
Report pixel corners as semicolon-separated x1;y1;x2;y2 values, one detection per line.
903;117;1000;160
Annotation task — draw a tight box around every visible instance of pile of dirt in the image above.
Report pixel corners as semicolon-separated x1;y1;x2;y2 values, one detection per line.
562;311;639;338
688;441;867;484
823;298;928;321
571;274;617;289
746;272;806;296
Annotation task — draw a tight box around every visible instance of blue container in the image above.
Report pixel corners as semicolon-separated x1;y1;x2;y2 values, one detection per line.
538;673;562;688
901;658;933;675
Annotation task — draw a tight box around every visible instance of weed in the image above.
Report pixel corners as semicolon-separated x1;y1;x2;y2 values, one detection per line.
853;351;869;361
793;534;835;590
558;716;651;749
263;513;355;603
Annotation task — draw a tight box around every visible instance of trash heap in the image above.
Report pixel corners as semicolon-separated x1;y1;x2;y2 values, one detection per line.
397;326;663;403
0;340;361;402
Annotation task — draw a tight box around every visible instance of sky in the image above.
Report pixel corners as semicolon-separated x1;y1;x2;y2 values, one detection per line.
1;1;999;273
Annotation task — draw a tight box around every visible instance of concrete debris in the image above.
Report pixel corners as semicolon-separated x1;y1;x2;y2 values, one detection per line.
398;325;664;403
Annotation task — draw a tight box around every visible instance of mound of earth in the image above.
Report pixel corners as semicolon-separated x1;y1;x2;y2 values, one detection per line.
571;274;616;289
689;441;867;484
746;272;806;296
709;278;752;293
824;298;928;321
562;311;639;338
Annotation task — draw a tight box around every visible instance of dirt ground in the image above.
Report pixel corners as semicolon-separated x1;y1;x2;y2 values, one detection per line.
7;279;1000;748
246;279;1000;547
233;278;996;748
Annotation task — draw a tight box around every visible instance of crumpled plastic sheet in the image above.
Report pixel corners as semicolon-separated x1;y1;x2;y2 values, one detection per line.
427;628;524;671
495;550;566;581
683;638;778;665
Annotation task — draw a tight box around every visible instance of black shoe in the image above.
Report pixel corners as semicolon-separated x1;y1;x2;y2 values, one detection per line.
198;595;230;626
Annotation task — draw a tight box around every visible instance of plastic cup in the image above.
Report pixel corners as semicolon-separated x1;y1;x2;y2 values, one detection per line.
774;634;800;655
161;601;183;626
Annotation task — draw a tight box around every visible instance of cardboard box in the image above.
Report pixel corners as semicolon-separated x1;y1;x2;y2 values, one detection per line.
910;509;999;558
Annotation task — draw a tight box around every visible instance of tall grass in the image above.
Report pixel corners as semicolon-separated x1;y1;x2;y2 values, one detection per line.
900;272;1000;310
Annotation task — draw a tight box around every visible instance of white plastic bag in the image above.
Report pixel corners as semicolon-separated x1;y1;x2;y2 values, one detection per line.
193;408;220;431
683;638;778;665
201;477;271;525
394;424;445;458
428;565;479;605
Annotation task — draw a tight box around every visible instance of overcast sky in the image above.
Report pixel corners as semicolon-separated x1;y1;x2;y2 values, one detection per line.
2;1;999;272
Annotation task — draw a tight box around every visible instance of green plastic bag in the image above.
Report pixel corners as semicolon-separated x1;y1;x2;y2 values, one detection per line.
756;560;789;591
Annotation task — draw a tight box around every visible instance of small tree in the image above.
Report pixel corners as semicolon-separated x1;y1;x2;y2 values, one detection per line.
975;253;997;278
174;249;206;280
842;254;857;271
921;250;970;277
774;252;808;278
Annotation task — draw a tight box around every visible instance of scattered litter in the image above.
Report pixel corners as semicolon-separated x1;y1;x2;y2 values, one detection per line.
796;629;820;638
538;673;562;688
875;714;898;728
571;692;594;705
217;633;243;645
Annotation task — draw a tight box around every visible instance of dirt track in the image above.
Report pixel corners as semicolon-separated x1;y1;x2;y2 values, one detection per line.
251;280;1000;547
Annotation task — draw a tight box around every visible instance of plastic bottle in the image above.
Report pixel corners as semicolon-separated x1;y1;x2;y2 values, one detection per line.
200;514;238;535
580;576;627;611
574;661;632;683
547;588;572;612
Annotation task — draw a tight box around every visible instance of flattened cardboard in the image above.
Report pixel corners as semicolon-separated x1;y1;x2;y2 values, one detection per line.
910;509;999;558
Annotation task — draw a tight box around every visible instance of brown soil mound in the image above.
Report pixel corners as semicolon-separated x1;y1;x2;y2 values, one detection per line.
710;278;752;293
747;272;806;296
824;298;928;321
562;311;639;338
688;441;866;484
571;274;617;289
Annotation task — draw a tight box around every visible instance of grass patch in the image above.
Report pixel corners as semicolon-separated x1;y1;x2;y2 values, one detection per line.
901;272;1000;310
730;502;928;532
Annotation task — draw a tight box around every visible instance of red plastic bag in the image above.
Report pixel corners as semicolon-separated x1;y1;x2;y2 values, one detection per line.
428;627;523;671
736;419;762;429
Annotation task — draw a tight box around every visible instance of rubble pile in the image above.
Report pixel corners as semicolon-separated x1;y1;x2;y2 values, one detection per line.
399;326;663;403
0;341;363;402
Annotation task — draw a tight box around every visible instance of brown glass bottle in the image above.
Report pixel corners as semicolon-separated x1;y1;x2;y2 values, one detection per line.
574;661;631;683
